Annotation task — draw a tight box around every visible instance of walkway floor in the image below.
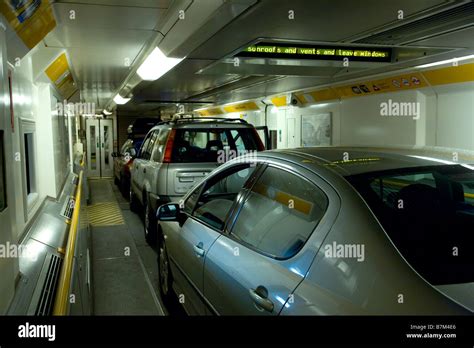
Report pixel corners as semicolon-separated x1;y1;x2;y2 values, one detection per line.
88;178;165;315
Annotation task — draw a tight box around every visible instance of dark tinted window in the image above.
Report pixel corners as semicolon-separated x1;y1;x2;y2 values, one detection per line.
0;131;6;211
172;128;261;163
192;165;256;229
231;166;328;259
348;165;474;285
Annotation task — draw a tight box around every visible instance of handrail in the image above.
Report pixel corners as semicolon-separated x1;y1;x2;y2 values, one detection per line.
53;170;83;315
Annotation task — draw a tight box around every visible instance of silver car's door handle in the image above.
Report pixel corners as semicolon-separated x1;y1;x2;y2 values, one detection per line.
249;287;274;312
193;243;205;257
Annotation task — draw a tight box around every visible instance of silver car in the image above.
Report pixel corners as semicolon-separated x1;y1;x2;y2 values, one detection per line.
130;117;265;245
156;147;473;315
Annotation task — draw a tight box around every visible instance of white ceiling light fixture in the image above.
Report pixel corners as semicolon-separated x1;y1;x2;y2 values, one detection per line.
137;47;184;81
415;54;474;69
113;94;131;105
102;109;113;116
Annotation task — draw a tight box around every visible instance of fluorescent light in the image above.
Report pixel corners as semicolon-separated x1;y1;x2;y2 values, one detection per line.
137;47;183;81
310;103;329;108
103;109;112;115
113;94;131;105
415;54;474;68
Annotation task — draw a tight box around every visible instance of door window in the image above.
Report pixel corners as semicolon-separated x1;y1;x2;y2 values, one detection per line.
103;125;110;165
90;125;97;170
230;166;329;259
191;165;257;230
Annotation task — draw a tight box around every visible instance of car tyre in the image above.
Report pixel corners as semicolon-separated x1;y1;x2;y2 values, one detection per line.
158;233;173;305
129;186;139;213
120;174;129;198
144;198;157;246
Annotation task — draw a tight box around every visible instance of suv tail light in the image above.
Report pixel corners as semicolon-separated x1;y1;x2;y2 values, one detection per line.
163;129;176;163
124;158;134;175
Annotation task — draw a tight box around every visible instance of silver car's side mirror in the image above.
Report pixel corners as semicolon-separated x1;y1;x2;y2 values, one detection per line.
156;203;181;222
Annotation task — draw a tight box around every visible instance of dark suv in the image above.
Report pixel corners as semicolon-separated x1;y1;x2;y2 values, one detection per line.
113;118;158;196
130;116;265;245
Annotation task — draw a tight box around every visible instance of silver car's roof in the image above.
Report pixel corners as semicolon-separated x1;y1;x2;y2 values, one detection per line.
262;146;474;176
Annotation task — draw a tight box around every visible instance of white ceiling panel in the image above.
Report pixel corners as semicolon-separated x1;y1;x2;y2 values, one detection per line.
52;2;168;30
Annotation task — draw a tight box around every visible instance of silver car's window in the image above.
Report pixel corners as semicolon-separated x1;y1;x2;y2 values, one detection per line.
192;165;256;230
143;131;158;160
120;139;132;154
151;129;170;162
348;165;474;285
231;166;329;259
172;128;262;163
138;132;153;159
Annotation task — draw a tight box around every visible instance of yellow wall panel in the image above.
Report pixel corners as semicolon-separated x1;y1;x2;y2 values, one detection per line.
422;63;474;86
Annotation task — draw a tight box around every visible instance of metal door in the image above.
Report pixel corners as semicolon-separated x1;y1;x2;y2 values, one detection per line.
86;119;113;177
86;119;100;177
286;117;297;148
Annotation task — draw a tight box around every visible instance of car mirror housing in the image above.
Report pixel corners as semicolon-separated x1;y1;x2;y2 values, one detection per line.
157;203;181;222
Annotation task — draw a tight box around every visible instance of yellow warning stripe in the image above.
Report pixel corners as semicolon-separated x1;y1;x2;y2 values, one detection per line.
87;202;125;226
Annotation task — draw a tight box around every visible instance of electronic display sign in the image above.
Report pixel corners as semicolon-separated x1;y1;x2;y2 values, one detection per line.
236;42;392;62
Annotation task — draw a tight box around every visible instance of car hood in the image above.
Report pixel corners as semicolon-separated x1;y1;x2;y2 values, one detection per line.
435;283;474;313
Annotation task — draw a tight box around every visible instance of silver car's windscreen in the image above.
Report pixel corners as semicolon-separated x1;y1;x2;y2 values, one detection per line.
347;164;474;285
171;128;263;163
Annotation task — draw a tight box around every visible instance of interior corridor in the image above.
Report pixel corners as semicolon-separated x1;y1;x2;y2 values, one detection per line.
88;179;164;315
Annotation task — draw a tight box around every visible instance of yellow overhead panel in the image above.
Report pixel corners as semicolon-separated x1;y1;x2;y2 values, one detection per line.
270;96;287;107
223;101;259;113
197;107;224;116
0;0;56;49
422;63;474;86
334;72;428;99
45;53;70;85
301;88;339;103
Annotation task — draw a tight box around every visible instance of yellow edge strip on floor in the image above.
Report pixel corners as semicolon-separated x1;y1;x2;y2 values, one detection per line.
53;170;83;315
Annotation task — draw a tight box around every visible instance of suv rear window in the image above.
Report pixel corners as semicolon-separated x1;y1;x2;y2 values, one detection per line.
347;165;474;285
171;128;262;163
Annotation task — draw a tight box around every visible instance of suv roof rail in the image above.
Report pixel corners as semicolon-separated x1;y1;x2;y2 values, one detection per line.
174;117;248;124
155;116;249;126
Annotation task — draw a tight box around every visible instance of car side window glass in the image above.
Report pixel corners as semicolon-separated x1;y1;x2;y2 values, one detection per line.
152;129;170;162
139;133;153;159
120;140;131;155
144;131;158;161
183;183;204;215
192;165;256;230
231;166;329;259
